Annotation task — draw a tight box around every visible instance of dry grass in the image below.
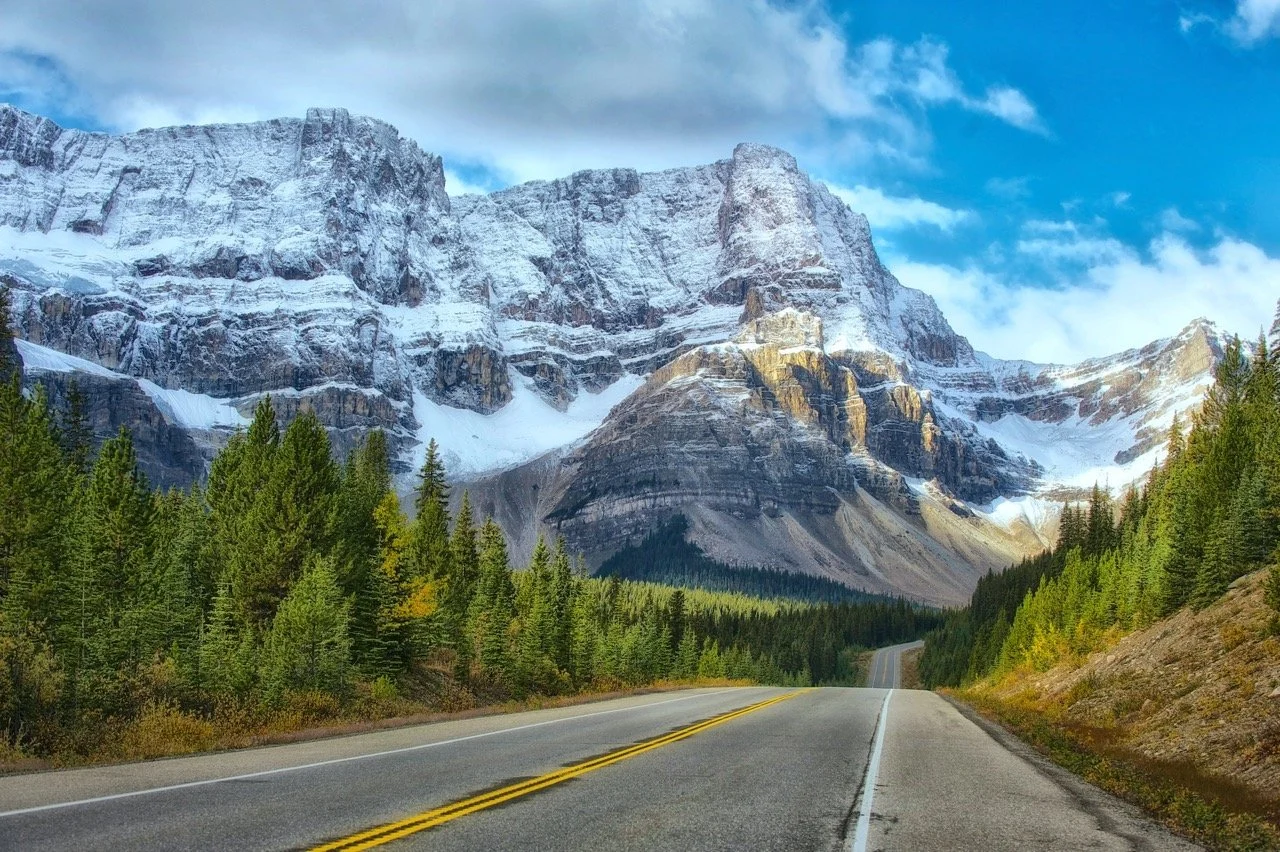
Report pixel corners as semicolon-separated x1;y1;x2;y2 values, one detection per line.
900;647;923;689
0;676;751;775
963;567;1280;846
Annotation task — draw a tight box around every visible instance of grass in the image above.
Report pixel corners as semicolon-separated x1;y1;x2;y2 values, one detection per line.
954;688;1280;852
0;676;754;775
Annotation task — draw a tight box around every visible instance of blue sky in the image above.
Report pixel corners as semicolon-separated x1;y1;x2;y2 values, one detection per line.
1;0;1277;362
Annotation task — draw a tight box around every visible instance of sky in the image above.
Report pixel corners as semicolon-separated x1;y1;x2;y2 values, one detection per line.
0;0;1277;364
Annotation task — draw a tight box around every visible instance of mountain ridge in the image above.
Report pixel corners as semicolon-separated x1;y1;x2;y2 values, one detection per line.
0;103;1224;603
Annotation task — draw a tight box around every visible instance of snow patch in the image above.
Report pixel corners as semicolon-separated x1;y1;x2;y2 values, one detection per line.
15;339;120;378
412;371;645;479
137;380;249;430
974;495;1055;530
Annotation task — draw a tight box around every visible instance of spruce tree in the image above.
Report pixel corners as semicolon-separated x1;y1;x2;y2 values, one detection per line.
547;537;576;673
236;409;338;628
261;557;352;701
198;583;257;699
207;397;279;628
59;380;93;476
470;519;515;678
407;439;451;582
445;492;480;671
332;430;392;599
0;378;71;614
63;427;155;713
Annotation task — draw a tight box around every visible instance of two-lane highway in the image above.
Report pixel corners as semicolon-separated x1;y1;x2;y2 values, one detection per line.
864;639;923;689
0;677;1199;850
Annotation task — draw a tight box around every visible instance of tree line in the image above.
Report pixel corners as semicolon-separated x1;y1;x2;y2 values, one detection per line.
597;515;895;604
0;287;935;757
920;303;1280;688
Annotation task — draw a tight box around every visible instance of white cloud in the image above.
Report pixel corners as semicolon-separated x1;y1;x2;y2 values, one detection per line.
973;86;1045;134
891;40;1048;135
1022;219;1080;235
892;233;1280;364
1225;0;1280;44
1160;207;1200;232
1016;236;1134;266
0;1;1045;182
825;183;971;232
443;170;492;198
1109;191;1131;208
1183;1;1280;45
1179;12;1216;33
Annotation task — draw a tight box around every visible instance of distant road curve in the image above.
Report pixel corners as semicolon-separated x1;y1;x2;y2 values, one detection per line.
865;639;923;688
0;683;1198;851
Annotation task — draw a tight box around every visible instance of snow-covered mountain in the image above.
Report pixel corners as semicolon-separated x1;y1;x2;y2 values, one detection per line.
0;105;1221;604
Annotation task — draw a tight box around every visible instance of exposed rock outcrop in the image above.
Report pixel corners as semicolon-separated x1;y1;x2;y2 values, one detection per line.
0;104;1224;601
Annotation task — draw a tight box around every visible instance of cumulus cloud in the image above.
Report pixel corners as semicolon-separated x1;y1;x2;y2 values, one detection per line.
825;183;972;232
0;0;1044;181
1182;0;1280;45
1225;0;1280;44
891;233;1280;364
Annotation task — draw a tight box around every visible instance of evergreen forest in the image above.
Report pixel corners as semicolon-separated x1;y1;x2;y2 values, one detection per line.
597;515;895;603
920;303;1280;688
0;288;934;761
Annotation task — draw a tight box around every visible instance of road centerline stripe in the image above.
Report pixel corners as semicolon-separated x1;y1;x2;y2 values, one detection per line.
0;688;747;819
849;688;893;852
311;690;805;852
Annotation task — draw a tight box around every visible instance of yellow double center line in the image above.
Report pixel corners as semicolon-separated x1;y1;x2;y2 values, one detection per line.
312;690;803;851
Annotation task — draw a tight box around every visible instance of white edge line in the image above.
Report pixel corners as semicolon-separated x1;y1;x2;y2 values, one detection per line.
0;688;750;819
850;689;893;852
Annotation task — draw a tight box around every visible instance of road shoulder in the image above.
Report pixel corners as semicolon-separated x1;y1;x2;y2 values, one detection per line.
862;690;1200;851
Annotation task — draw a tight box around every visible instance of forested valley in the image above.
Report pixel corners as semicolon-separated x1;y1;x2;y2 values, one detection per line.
921;304;1280;688
0;288;935;764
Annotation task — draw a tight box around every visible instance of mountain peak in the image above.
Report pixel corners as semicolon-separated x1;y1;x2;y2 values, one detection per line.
730;141;799;172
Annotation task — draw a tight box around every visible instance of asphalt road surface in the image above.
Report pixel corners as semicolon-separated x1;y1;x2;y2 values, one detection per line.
0;683;1199;851
864;640;924;689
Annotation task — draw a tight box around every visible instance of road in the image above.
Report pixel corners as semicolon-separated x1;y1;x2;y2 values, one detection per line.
0;682;1198;851
864;639;923;688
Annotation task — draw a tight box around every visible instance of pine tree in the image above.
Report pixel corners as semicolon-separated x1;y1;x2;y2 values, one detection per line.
197;583;256;699
568;590;600;685
367;491;414;675
332;430;392;597
58;380;93;476
469;519;515;678
207;397;279;628
235;409;338;628
1055;504;1084;552
673;629;699;680
514;536;561;692
444;492;480;672
407;439;451;582
547;538;576;673
261;557;352;701
62;427;156;713
1085;485;1116;557
0;377;71;615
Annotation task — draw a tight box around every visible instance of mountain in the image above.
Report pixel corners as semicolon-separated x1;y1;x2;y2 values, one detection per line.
0;104;1222;605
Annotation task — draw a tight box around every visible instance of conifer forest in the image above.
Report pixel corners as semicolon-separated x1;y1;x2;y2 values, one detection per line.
921;304;1280;688
0;288;935;760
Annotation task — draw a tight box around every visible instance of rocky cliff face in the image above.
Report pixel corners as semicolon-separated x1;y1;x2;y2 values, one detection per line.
0;104;1223;604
